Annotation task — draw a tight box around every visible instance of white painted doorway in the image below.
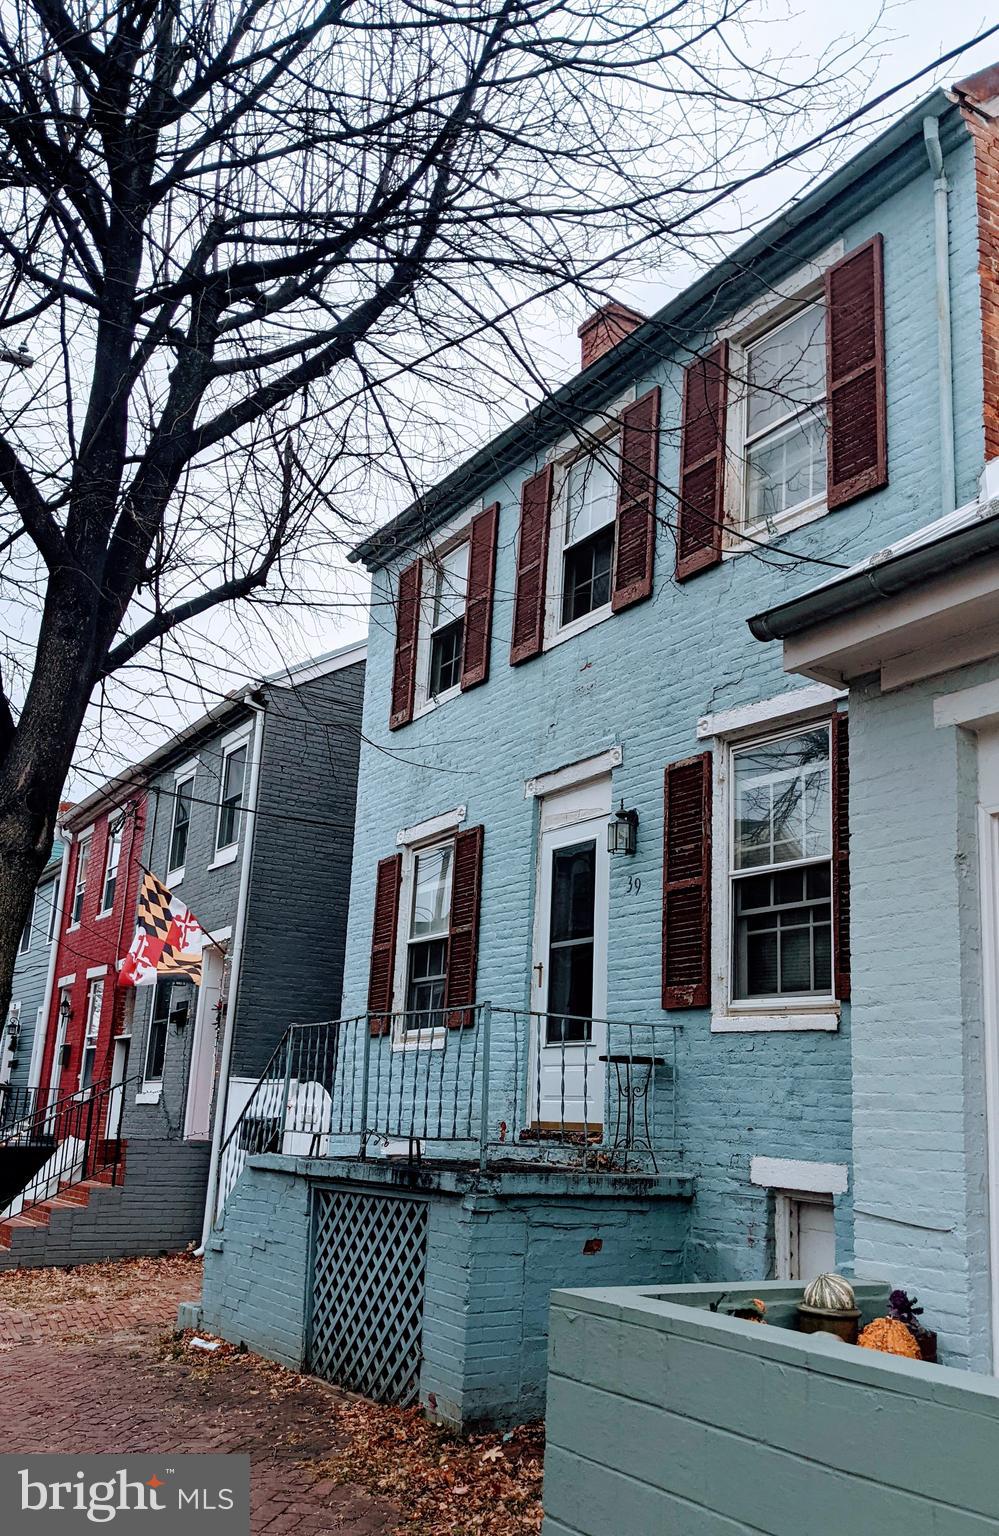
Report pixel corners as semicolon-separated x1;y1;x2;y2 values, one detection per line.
529;775;609;1131
184;944;223;1140
48;987;71;1108
106;1036;130;1137
777;1191;836;1282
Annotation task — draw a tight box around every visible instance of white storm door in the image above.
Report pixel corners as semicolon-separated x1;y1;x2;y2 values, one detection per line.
530;796;609;1131
184;945;223;1140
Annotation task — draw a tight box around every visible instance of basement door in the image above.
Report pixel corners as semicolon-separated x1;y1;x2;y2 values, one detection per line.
529;776;609;1131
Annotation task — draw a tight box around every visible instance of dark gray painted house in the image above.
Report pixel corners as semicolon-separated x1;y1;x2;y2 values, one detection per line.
2;841;65;1112
0;643;364;1268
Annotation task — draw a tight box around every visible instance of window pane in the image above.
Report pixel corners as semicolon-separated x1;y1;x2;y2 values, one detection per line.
561;526;614;625
746;414;826;525
169;780;192;871
565;441;619;546
546;944;594;1040
218;744;247;849
746;305;825;438
732;866;832;999
431;542;469;628
550;842;595;943
410;844;453;939
733;728;830;871
405;937;448;1022
429;619;463;697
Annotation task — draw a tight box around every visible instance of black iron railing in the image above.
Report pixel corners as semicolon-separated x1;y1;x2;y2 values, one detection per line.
214;1005;681;1224
0;1072;139;1219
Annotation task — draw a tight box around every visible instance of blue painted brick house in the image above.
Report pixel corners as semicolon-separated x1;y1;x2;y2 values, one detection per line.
193;69;999;1416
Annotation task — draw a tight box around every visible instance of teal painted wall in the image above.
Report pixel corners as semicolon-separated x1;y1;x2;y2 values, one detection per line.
340;113;986;1297
543;1281;999;1535
849;651;999;1371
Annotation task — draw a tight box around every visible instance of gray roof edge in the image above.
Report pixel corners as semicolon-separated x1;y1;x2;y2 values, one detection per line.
748;505;999;644
350;86;957;572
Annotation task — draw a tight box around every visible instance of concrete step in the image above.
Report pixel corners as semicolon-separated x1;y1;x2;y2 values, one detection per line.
0;1211;50;1248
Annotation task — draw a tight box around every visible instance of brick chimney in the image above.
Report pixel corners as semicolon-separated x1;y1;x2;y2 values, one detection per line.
577;300;645;370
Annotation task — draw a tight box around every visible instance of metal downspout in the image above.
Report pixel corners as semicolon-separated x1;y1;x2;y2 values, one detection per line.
924;115;956;514
196;693;267;1253
28;833;73;1093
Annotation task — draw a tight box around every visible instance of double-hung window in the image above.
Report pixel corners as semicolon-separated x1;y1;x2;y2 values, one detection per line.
168;773;194;877
560;439;618;626
426;543;468;701
80;977;104;1091
730;725;832;1003
100;821;122;914
143;978;191;1084
47;882;59;942
18;894;34;954
404;842;453;1029
216;741;248;854
743;303;826;530
70;839;90;926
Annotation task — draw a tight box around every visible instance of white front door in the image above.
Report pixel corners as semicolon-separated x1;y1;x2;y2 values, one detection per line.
529;779;609;1131
184;945;223;1140
794;1195;836;1282
106;1036;131;1137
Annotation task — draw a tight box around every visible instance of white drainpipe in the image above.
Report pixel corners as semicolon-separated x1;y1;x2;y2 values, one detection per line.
197;692;267;1252
923;115;956;514
28;833;73;1093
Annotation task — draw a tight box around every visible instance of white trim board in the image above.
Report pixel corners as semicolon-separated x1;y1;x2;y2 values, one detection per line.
397;805;466;847
750;1156;848;1194
85;964;108;979
934;677;999;732
525;745;622;800
697;683;844;741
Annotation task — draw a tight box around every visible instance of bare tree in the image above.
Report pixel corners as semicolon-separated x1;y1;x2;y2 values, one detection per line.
0;0;875;1009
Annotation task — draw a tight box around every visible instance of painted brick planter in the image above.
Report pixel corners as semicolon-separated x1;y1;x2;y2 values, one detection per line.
543;1279;999;1536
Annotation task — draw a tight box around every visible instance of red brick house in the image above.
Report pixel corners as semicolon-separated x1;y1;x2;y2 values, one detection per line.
37;793;147;1107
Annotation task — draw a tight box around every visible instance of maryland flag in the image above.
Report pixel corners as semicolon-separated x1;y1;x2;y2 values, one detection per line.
119;870;207;987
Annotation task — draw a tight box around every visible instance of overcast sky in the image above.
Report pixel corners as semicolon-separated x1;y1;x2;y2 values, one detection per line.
34;3;999;797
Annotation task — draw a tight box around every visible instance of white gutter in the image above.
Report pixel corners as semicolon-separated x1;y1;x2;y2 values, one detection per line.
923;116;956;514
28;836;72;1093
196;693;267;1252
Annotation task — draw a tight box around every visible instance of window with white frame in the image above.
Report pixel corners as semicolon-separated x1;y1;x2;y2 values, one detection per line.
403;842;453;1028
730;724;832;1003
18;892;35;953
80;976;104;1091
100;820;123;914
70;838;90;926
425;542;468;701
742;302;826;530
168;772;195;876
558;438;619;626
143;977;191;1084
47;881;59;942
215;740;248;853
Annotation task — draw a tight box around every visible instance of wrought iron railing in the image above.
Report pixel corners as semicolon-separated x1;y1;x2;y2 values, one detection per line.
0;1072;138;1219
0;1082;39;1130
214;1005;681;1223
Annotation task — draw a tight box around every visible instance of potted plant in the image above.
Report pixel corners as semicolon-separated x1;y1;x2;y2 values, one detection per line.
796;1273;862;1344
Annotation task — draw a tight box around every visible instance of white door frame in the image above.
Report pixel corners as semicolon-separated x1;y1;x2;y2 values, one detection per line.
106;1035;131;1137
184;944;223;1140
978;804;999;1374
528;777;610;1130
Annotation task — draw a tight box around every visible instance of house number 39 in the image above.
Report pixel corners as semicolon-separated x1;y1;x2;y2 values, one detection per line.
626;874;642;894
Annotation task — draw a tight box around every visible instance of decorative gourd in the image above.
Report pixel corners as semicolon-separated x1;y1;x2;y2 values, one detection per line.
802;1273;856;1312
858;1317;921;1358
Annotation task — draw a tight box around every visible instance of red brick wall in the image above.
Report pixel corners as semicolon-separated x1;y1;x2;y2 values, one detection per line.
39;796;147;1101
957;81;999;460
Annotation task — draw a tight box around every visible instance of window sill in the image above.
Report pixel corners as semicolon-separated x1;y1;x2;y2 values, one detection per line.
545;600;613;653
166;869;184;888
207;846;239;871
95;909;113;922
412;683;461;723
135;1086;162;1105
724;495;827;556
392;1028;446;1053
711;1009;839;1033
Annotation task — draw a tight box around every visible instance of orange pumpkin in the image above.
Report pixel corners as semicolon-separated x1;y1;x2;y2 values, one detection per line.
857;1317;921;1359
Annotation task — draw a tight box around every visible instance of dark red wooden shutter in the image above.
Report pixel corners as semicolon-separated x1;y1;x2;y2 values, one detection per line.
612;386;660;612
825;235;887;510
662;752;712;1009
510;464;553;665
461;503;499;691
389;559;422;730
831;712;851;1002
367;853;402;1034
445;824;484;1027
675;342;728;582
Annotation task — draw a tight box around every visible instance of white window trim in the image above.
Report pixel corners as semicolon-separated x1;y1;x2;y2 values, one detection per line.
697;684;845;743
135;1086;162;1106
709;715;840;1033
98;818;123;916
411;508;479;723
390;832;457;1051
750;1156;848;1195
213;728;251;859
719;248;843;557
18;891;35;953
166;764;197;885
397;805;466;847
57;973;76;988
774;1189;836;1283
67;832;92;931
525;745;622;800
85;964;108;980
542;430;620;653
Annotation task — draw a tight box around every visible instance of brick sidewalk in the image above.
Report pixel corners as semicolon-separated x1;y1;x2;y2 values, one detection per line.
0;1255;396;1534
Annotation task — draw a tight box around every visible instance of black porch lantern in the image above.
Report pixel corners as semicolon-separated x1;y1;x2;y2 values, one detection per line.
607;800;639;856
58;994;72;1067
